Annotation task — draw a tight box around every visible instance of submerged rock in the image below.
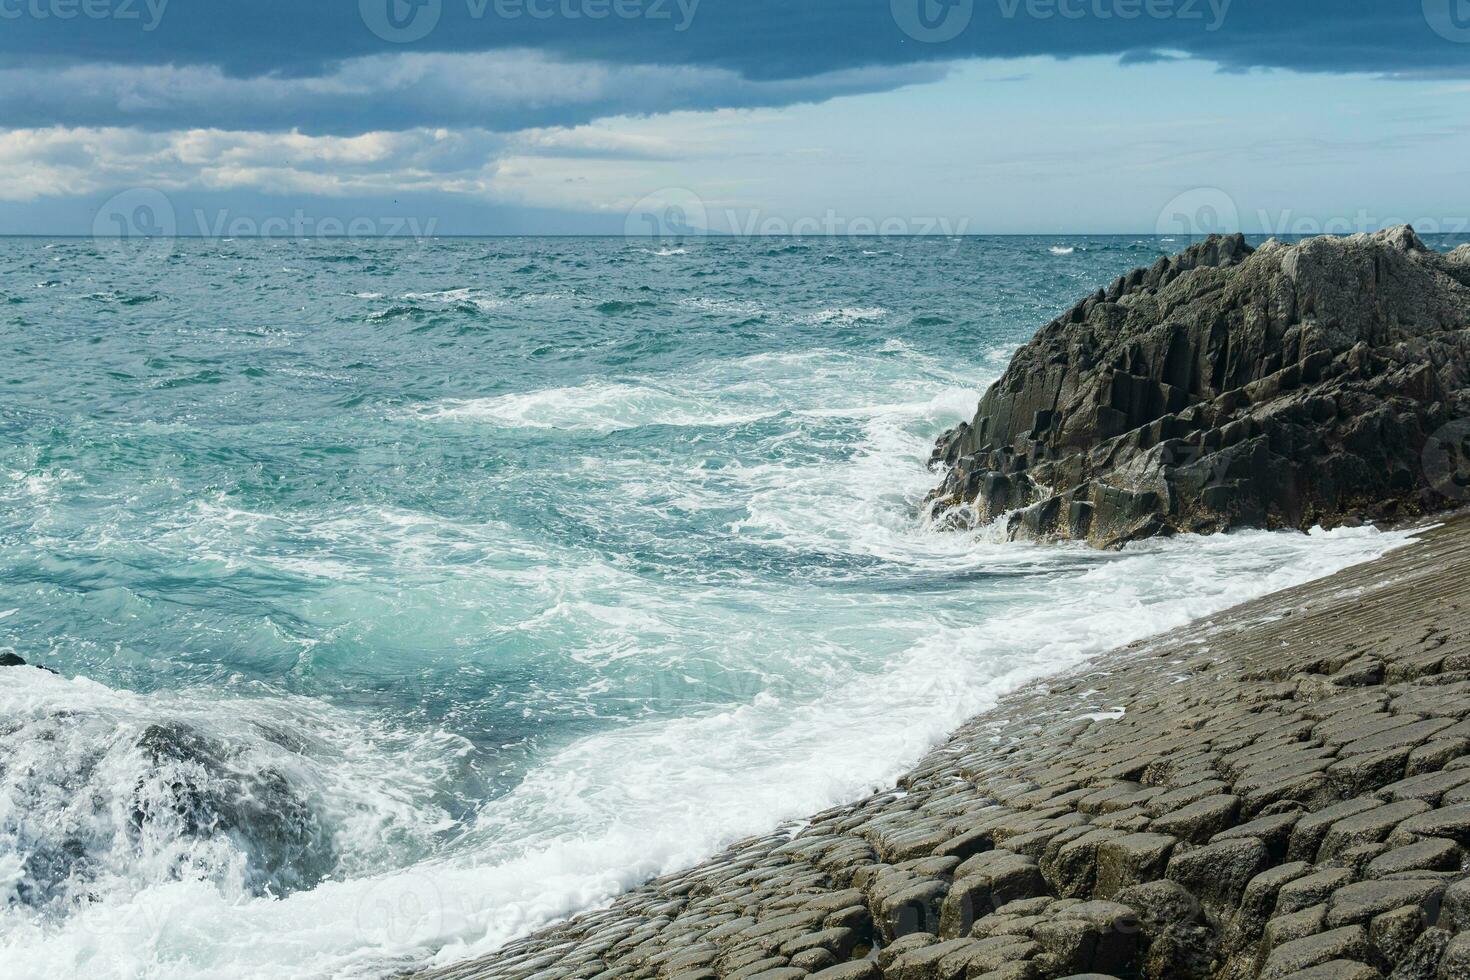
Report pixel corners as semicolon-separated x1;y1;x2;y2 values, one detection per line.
130;721;337;896
928;226;1470;547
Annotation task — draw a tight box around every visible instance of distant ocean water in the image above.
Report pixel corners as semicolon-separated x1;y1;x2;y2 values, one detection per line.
0;235;1431;978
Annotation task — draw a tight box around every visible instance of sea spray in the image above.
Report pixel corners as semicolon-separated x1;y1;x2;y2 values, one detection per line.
0;235;1427;977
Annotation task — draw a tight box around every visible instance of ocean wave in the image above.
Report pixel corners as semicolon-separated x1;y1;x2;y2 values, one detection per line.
412;381;771;432
0;519;1402;980
799;306;887;325
0;671;469;976
411;345;973;435
419;524;1407;971
676;297;886;327
0;235;1418;980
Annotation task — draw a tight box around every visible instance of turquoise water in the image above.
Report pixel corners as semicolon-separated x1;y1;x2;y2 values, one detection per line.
0;236;1414;978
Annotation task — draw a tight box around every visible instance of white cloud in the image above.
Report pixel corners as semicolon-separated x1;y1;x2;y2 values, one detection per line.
0;126;507;202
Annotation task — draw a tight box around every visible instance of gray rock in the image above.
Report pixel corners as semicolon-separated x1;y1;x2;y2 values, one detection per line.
1263;904;1329;956
1438;931;1470;980
740;969;807;980
1227;862;1313;955
1372;904;1430;967
1366;840;1462;879
1259;925;1372;979
1289;800;1386;864
1139;924;1216;980
1319;800;1432;861
790;949;837;972
1093;833;1176;899
1392;806;1470;847
1113;879;1202;930
968;965;1038;980
808;963;880;980
874;880;948;943
928;228;1470;547
1151;795;1241;844
1031;902;1139;977
876;933;937;972
726;960;792;980
1325;878;1446;928
1273;961;1380;980
1166;836;1271;914
1043;828;1122;899
1440;879;1470;933
780;928;860;961
884;937;976;980
1388;927;1454;980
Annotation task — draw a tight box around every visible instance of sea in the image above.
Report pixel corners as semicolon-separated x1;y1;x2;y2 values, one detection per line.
0;234;1438;978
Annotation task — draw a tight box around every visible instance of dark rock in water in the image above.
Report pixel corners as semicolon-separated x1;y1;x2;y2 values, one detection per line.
0;651;57;673
129;721;337;896
928;226;1470;547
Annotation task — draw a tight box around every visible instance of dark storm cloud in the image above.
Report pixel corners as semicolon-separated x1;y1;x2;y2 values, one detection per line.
0;0;1465;134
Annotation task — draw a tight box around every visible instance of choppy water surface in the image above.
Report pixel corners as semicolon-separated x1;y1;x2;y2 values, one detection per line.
0;236;1419;978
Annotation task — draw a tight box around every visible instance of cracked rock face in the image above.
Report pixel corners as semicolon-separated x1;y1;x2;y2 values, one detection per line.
928;227;1470;547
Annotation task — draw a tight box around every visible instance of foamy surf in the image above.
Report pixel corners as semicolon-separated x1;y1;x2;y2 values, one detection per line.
0;526;1404;980
0;235;1430;980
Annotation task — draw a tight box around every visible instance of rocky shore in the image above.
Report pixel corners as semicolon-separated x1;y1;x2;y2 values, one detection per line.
415;514;1470;980
928;228;1470;548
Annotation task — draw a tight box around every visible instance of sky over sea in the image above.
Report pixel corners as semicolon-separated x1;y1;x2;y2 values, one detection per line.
2;0;1469;234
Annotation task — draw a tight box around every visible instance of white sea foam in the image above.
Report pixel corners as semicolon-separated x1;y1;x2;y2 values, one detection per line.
1050;246;1076;255
0;520;1405;980
412;345;970;436
0;341;1413;980
413;382;771;432
676;298;887;327
800;306;887;324
0;672;470;979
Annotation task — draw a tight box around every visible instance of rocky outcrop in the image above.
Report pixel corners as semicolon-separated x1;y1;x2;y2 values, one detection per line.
0;651;56;673
928;227;1470;547
414;515;1470;980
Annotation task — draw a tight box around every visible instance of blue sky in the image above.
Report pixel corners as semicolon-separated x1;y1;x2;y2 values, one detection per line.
2;0;1468;234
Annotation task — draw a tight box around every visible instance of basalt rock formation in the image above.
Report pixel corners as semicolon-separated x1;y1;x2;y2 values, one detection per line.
928;227;1470;547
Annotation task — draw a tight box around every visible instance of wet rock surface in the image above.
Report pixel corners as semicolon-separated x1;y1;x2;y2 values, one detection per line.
927;228;1470;548
415;517;1470;980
